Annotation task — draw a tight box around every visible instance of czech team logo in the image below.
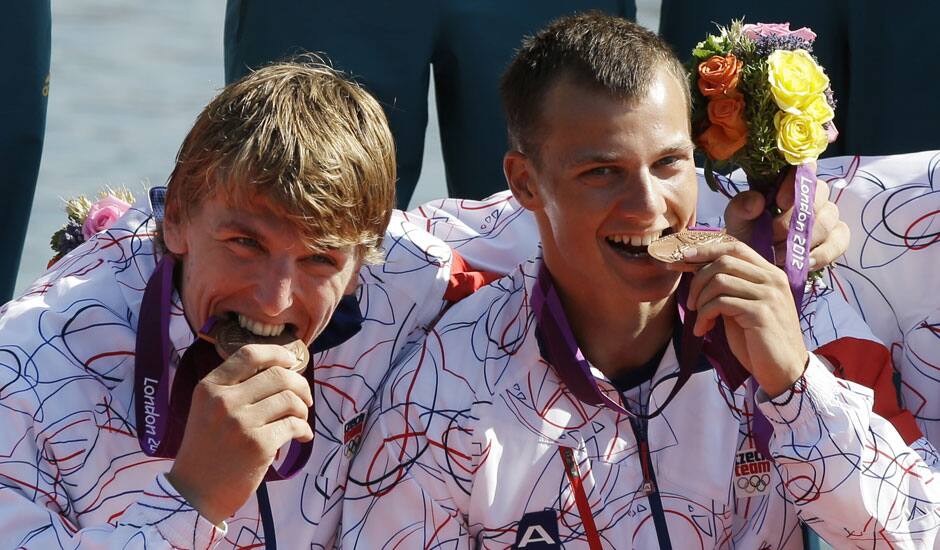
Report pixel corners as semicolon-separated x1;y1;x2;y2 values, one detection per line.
344;413;366;457
734;448;772;497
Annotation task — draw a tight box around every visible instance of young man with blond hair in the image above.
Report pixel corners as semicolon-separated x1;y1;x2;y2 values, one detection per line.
343;14;939;548
0;61;455;548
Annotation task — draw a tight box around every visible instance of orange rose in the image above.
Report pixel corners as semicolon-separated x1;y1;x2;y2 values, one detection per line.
697;94;748;160
697;54;743;97
707;95;747;134
697;123;747;161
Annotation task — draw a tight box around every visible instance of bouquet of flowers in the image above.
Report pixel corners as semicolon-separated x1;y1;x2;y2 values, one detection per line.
689;21;838;307
49;188;134;267
690;20;837;194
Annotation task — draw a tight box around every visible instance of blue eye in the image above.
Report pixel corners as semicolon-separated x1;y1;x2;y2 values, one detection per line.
586;166;616;176
655;156;679;167
232;237;260;249
304;253;338;267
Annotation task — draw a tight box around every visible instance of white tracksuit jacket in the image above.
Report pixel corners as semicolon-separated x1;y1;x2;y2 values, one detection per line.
342;255;940;548
0;189;452;548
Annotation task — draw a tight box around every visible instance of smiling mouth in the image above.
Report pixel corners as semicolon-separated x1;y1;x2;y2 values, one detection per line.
605;228;676;258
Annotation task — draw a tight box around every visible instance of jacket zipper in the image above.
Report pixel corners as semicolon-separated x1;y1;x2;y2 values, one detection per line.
630;416;673;550
558;447;603;550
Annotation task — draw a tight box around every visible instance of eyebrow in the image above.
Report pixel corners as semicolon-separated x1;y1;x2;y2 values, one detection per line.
217;218;348;258
217;219;264;238
562;150;622;168
563;140;695;168
656;140;696;156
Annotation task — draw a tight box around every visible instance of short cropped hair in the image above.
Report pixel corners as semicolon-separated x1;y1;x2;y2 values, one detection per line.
165;60;395;264
501;12;690;160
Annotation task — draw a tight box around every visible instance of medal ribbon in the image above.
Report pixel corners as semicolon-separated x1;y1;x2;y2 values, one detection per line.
135;254;175;457
135;255;363;481
783;163;816;311
748;163;816;312
730;164;817;457
532;261;703;420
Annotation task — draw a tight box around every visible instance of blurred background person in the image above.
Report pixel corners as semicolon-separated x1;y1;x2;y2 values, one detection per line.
1;1;51;301
224;1;637;208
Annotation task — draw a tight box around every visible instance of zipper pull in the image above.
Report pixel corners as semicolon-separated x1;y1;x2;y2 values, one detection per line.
560;447;580;478
639;441;657;495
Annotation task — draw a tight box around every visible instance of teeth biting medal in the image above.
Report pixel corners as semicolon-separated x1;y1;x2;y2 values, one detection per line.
199;317;310;372
647;229;739;263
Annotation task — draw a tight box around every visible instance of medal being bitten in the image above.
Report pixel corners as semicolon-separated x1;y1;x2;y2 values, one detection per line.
199;318;311;373
647;230;738;263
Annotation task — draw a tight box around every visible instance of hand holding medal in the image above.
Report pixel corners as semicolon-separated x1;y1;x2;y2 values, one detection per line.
158;301;315;525
649;229;809;398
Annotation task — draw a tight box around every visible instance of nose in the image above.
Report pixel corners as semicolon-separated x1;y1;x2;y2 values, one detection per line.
616;170;666;223
253;259;295;317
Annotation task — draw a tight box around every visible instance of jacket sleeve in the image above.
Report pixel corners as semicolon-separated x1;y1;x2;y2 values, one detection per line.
814;336;924;446
756;354;940;548
0;306;225;548
342;327;478;549
0;402;225;549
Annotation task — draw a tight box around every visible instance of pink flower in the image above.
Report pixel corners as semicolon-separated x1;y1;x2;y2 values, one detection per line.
82;195;132;239
742;22;816;42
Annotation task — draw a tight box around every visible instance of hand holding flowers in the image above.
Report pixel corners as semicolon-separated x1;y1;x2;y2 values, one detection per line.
690;21;837;312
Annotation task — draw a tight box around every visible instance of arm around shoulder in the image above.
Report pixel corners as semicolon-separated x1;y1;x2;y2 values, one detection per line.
342;326;483;548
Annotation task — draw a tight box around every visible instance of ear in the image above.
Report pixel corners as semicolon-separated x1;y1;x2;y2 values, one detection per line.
503;151;544;211
161;214;189;256
344;263;362;295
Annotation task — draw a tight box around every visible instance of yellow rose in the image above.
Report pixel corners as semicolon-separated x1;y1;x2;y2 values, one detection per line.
767;49;829;114
804;94;834;124
774;111;828;165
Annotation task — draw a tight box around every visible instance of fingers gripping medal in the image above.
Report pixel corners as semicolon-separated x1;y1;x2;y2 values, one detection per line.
199;318;310;373
648;229;739;263
201;318;315;483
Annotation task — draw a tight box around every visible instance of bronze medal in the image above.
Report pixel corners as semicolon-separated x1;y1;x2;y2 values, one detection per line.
647;230;738;263
200;318;310;373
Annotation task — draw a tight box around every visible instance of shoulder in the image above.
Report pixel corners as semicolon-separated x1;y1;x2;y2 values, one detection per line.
360;211;453;307
381;259;540;413
0;198;157;394
408;191;540;274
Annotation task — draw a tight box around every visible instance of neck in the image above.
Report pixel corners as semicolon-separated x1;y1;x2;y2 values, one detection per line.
552;275;676;381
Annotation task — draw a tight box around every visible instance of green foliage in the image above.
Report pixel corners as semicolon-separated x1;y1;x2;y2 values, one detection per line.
64;196;93;224
732;47;789;192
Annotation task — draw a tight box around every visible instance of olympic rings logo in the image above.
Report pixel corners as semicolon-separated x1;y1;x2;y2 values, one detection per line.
736;474;770;494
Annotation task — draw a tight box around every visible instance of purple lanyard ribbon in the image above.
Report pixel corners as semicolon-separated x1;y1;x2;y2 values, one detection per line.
134;255;313;481
783;163;817;311
750;163;817;312
531;261;705;420
738;163;817;455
